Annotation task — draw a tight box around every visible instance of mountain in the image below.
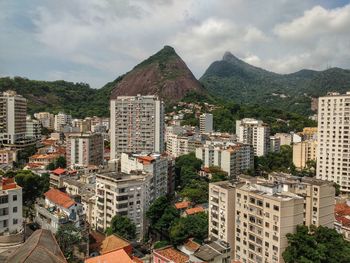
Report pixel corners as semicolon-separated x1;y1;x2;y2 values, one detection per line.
0;76;116;118
200;52;350;114
110;46;204;102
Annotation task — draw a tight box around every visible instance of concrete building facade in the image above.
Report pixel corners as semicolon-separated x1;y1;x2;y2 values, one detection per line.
54;112;72;132
110;95;164;159
316;92;350;192
199;113;213;134
293;140;317;170
236;118;270;157
34;112;55;130
66;133;104;168
0;91;27;145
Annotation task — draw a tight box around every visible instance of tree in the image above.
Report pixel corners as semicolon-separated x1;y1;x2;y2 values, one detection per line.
105;215;136;240
169;212;208;245
180;180;208;204
56;223;84;261
146;196;170;225
283;225;350;263
334;183;341;196
208;166;228;182
154;240;170;249
14;170;49;206
175;153;202;189
46;156;67;170
155;206;180;235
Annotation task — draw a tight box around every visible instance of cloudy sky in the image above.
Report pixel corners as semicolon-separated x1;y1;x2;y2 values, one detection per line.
1;0;350;88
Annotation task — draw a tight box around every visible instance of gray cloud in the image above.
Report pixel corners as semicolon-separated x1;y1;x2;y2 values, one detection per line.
1;0;350;88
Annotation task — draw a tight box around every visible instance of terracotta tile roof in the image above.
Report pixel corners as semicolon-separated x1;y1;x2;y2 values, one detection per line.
1;177;17;190
183;238;200;252
336;215;350;226
154;246;189;263
185;206;205;215
335;203;350;216
137;155;155;164
85;249;133;263
52;168;66;175
44;188;75;209
100;234;131;255
175;201;191;210
89;231;105;253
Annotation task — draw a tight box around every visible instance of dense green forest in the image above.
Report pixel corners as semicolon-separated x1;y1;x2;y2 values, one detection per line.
0;76;121;118
201;52;350;115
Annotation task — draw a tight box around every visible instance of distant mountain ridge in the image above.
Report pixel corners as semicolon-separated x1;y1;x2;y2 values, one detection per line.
200;52;350;114
110;46;204;103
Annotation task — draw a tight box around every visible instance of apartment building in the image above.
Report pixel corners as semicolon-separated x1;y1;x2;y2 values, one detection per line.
269;136;281;153
0;90;27;145
95;171;154;239
274;133;292;146
54;112;72;132
120;153;169;197
236;118;270;156
166;132;203;157
26;116;41;140
0;149;17;165
110;95;164;159
208;173;335;263
0;178;23;235
316;92;350;192
66;133;104;168
199;113;213;134
293;140;317;169
195;143;254;178
34;112;55;130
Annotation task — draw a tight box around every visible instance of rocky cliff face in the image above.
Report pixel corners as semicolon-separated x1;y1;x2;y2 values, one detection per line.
110;46;204;103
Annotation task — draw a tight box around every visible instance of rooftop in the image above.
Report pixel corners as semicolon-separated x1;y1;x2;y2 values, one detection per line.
44;188;76;209
154;246;189;263
6;229;67;263
100;234;131;255
51;168;66;175
85;249;133;263
185;206;205;215
175;201;191;210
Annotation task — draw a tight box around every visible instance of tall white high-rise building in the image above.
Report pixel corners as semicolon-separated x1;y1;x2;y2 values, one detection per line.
317;92;350;192
200;113;213;133
54;112;72;132
110;95;164;159
236;118;270;156
0;90;27;145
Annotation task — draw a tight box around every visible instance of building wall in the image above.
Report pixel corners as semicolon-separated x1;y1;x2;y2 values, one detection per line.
293;140;317;169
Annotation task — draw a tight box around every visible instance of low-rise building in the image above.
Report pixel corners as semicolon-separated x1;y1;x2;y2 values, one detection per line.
0;149;17;165
35;188;83;233
334;202;350;241
153;246;189;263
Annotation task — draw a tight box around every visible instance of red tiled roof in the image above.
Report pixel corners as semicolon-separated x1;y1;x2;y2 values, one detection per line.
185;207;204;215
175;201;191;210
137;156;155;164
1;177;17;190
44;188;75;209
335;203;350;216
154;246;189;263
52;168;66;175
336;215;350;226
85;249;133;263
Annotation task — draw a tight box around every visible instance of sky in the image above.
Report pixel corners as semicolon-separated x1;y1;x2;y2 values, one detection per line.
1;0;350;88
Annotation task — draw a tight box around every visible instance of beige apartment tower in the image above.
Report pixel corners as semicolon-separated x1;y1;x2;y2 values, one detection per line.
317;92;350;192
0;90;27;145
293;140;317;169
209;173;335;263
110;95;164;159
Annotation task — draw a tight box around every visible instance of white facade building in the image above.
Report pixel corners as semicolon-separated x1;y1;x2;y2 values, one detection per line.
236;118;270;156
0;178;23;235
34;112;55;130
317;92;350;192
54;112;72;132
200;113;213;134
26;116;41;140
110;95;164;159
0;90;27;145
195;142;254;178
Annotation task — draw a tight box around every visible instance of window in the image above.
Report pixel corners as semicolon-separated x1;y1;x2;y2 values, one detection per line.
273;205;279;211
13;219;18;225
13;195;17;201
265;202;270;208
13;207;17;213
265;222;270;228
0;196;8;204
273;225;278;231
